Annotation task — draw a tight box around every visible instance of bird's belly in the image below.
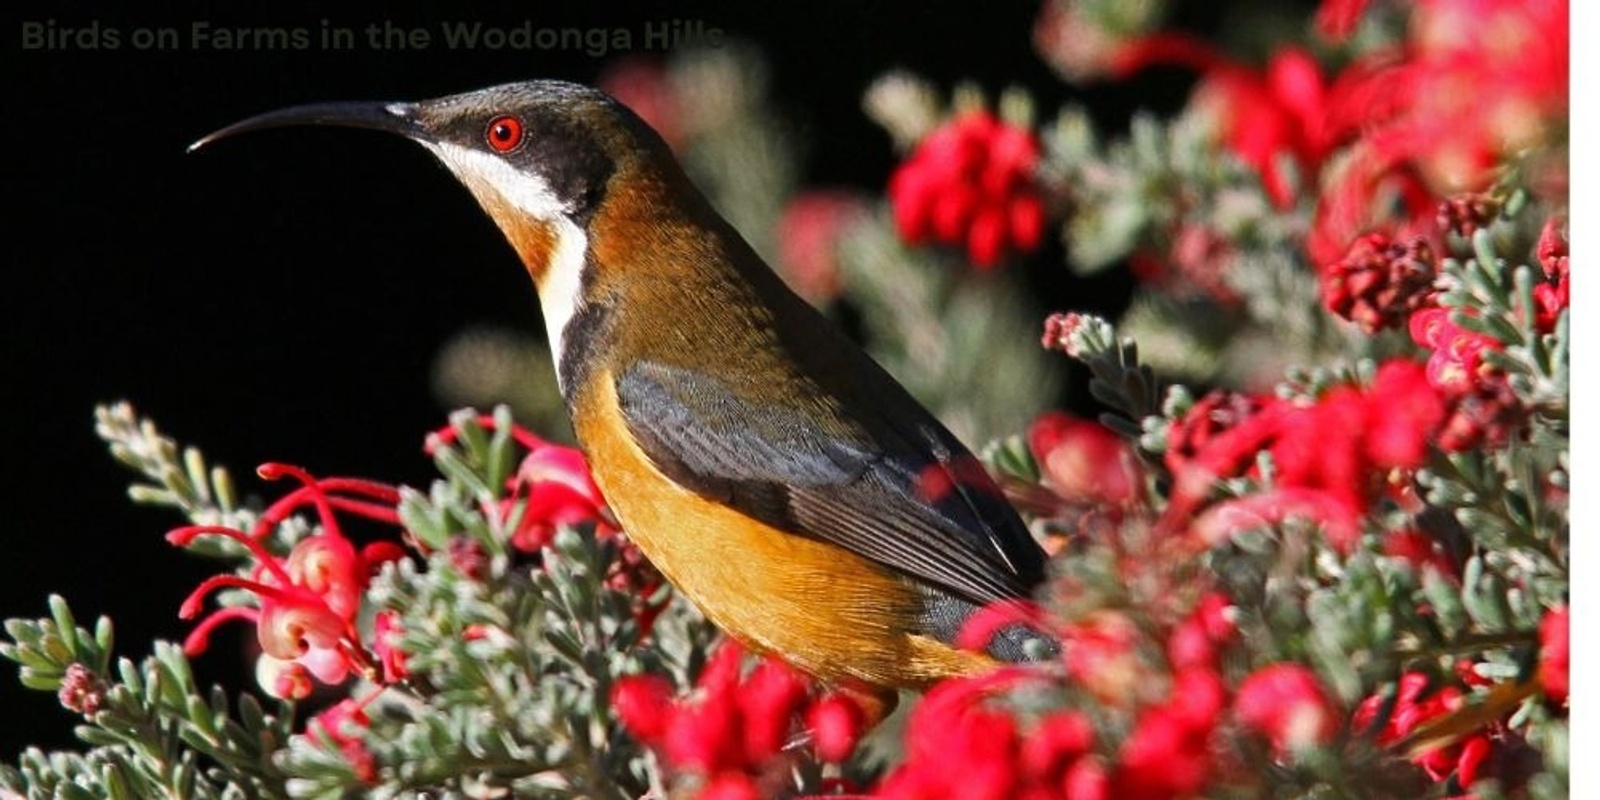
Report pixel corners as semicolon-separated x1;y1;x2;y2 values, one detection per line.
573;376;989;689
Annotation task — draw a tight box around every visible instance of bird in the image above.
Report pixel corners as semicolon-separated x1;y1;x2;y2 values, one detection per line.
191;80;1051;722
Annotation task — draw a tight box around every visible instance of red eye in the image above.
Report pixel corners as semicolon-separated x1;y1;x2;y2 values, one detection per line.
485;115;523;152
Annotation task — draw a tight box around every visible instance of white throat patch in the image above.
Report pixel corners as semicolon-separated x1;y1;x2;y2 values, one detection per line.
422;140;589;392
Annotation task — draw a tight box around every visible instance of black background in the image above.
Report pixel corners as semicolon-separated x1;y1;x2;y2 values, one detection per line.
4;1;1206;757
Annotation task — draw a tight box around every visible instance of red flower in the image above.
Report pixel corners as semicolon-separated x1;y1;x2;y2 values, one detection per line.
1532;217;1569;333
1028;411;1142;506
1408;307;1501;395
1062;614;1143;705
1114;36;1336;208
1113;702;1215;799
1314;0;1372;42
1171;360;1445;550
889;111;1045;268
1403;0;1568;191
1352;671;1499;787
1538;606;1568;706
1437;193;1502;238
807;693;866;763
699;773;762;800
1537;216;1569;280
308;695;380;784
372;610;408;684
1405;305;1528;449
1234;663;1339;754
1164;390;1261;477
1364;359;1447;469
430;415;614;554
170;465;406;692
507;442;612;552
613;642;865;791
1020;711;1095;784
1166;592;1237;670
1192;487;1365;551
881;675;1026;800
611;674;676;743
1322;232;1438;333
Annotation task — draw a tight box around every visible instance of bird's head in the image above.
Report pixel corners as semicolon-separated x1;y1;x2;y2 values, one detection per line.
192;80;688;354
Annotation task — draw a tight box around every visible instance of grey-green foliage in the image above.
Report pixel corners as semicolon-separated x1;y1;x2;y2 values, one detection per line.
1049;221;1568;792
1044;105;1359;384
838;214;1062;444
5;405;719;799
1;597;294;799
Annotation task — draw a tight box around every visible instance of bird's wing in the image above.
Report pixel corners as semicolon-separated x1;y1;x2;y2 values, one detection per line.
615;360;1043;606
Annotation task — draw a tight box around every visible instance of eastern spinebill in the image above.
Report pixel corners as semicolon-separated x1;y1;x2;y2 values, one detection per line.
192;81;1052;720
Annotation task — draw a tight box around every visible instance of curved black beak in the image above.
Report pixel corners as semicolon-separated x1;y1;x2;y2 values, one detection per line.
188;100;427;153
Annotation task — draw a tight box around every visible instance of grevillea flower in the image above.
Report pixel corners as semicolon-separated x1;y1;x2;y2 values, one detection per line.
446;420;665;636
1027;411;1142;506
429;415;613;554
612;641;865;791
1107;670;1224;800
1169;360;1445;550
874;668;1040;800
888;111;1046;268
1166;592;1237;671
308;694;381;785
1532;217;1569;333
1352;671;1500;788
1382;528;1460;579
1406;306;1529;449
1171;360;1446;547
170;464;405;694
1164;390;1261;477
1538;606;1568;706
1322;232;1438;333
1312;0;1565;262
1113;36;1338;209
805;693;866;764
1408;307;1501;395
1233;663;1339;755
1436;193;1502;239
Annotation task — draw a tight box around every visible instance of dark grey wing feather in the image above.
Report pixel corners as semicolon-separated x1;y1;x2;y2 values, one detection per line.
616;361;1042;605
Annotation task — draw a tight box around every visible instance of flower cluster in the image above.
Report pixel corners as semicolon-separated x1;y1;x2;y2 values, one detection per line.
876;590;1349;799
170;463;407;697
1352;672;1498;788
612;642;864;799
1321;232;1437;333
1164;360;1444;549
888;111;1046;268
